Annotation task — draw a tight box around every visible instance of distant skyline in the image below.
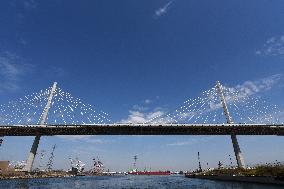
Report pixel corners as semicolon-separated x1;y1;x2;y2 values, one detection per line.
0;0;284;171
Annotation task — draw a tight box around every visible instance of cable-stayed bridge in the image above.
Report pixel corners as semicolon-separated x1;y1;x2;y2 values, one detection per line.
0;81;283;171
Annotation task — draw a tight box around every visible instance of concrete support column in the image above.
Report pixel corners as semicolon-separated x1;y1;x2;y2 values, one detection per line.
25;135;41;172
216;81;245;169
231;134;245;168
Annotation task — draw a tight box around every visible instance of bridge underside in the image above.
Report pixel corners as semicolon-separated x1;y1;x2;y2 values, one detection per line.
0;124;284;136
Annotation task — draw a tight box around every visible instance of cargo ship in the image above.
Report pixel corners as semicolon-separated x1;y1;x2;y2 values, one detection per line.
127;155;171;175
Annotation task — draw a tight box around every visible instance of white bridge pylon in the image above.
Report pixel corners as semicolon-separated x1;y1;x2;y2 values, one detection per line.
25;82;58;172
216;81;245;169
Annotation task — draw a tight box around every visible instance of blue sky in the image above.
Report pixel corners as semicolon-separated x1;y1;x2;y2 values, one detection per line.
0;0;284;171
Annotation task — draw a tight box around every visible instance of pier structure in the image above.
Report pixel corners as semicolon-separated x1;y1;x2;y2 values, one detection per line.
216;81;245;168
25;82;57;172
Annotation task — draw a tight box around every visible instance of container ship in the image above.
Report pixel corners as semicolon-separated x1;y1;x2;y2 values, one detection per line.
127;155;170;175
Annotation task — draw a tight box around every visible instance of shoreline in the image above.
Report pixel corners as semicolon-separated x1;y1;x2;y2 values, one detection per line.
0;174;183;181
0;174;74;181
0;173;126;181
185;174;284;186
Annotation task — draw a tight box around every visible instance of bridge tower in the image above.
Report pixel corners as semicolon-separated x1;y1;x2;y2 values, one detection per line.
216;81;245;169
25;82;57;172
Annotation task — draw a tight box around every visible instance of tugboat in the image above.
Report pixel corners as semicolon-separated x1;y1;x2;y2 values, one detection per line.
128;155;171;175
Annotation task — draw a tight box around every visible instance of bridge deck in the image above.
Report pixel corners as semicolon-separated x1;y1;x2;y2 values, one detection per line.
0;124;283;136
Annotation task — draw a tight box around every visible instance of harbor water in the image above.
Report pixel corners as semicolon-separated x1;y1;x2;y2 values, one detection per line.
0;175;283;189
